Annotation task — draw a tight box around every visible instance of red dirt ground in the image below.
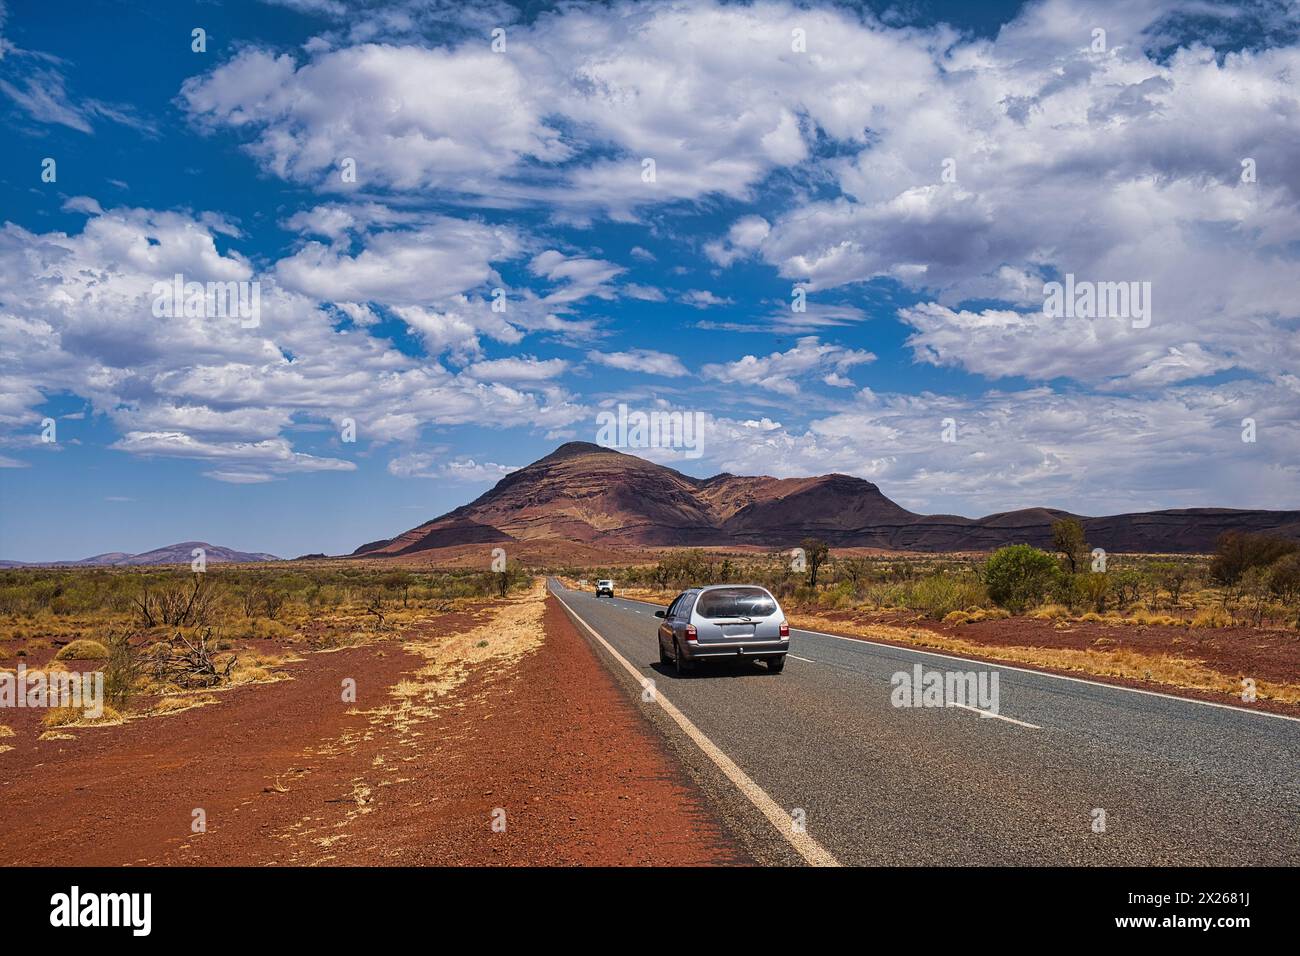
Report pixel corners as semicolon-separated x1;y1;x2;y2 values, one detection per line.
0;598;744;866
804;607;1300;717
810;608;1300;681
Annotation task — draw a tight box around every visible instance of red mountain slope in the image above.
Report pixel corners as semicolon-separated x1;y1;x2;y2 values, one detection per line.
353;442;1300;556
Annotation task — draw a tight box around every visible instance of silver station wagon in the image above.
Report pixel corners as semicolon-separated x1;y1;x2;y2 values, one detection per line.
656;585;790;674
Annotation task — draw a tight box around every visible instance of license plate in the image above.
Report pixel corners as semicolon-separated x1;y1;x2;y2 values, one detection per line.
721;624;755;638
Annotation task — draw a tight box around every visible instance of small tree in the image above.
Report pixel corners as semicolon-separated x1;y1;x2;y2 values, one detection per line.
1076;572;1107;616
1109;568;1143;610
1269;552;1300;601
1151;561;1190;609
1269;553;1300;626
658;550;708;589
1210;532;1298;586
488;562;527;598
104;629;143;712
134;574;219;628
365;593;387;630
984;544;1062;614
239;585;264;618
1238;567;1272;627
381;571;414;608
841;557;872;594
1051;518;1087;575
262;589;286;620
800;537;830;588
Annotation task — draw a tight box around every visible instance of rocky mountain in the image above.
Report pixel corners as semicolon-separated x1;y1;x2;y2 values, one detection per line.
355;442;1300;556
0;541;280;567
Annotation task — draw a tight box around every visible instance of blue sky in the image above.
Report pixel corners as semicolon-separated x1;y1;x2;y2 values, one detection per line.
1;0;1297;561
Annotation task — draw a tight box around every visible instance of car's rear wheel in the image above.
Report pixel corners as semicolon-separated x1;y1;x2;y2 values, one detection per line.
767;655;786;673
674;640;693;674
659;640;671;665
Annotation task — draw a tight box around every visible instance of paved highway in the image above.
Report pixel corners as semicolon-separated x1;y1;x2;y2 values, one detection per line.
550;579;1300;866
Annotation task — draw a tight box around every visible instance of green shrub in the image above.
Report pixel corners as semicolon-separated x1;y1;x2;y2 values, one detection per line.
909;573;987;619
1072;572;1111;613
983;545;1062;614
816;581;855;608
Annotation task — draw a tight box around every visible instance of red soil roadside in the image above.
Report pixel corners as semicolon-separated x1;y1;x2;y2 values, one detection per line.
0;596;743;866
804;608;1300;717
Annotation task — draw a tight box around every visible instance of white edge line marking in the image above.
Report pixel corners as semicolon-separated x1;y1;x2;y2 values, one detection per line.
947;702;1041;729
551;585;841;867
788;655;816;663
602;592;1300;725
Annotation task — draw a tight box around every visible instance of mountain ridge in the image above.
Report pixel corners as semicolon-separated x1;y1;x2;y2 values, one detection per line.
353;442;1300;556
0;541;281;568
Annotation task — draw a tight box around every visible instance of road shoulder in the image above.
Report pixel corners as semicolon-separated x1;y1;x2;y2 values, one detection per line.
0;585;745;866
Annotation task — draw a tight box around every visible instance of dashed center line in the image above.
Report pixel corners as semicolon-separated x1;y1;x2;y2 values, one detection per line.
948;702;1041;729
585;590;1038;732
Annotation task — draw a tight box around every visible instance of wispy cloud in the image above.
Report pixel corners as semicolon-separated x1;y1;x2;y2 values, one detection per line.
587;349;689;378
388;452;518;482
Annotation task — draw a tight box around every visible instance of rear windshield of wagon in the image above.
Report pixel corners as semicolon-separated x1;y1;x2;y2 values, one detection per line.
695;588;778;619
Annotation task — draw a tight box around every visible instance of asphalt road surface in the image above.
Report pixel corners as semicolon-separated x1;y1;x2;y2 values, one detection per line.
550;579;1300;866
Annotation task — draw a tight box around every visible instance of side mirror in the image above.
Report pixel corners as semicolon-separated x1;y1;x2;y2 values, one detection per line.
654;610;666;618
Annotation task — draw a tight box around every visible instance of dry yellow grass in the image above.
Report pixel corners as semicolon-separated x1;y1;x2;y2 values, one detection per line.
956;607;1009;623
1126;611;1181;626
41;705;124;728
392;581;546;710
226;618;293;641
0;613;129;644
54;639;110;660
146;694;220;717
1028;604;1071;620
0;724;14;737
793;611;1300;706
281;587;546;863
2;661;69;677
226;650;301;686
1191;606;1232;629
